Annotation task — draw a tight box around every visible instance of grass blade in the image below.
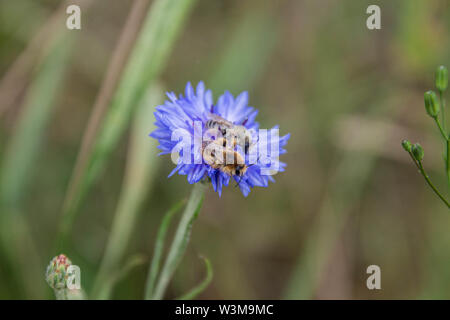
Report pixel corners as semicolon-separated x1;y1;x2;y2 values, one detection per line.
0;31;74;299
59;0;199;245
283;94;403;299
61;0;151;250
176;256;213;300
0;36;73;208
92;84;164;299
144;199;186;300
0;0;77;117
209;4;278;94
96;254;147;299
152;183;206;300
283;154;378;299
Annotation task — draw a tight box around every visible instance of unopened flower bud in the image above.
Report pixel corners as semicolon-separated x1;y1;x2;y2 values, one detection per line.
412;143;424;161
401;139;412;152
45;254;72;290
424;91;440;118
436;65;448;92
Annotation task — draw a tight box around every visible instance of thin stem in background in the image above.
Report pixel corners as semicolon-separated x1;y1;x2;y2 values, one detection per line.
283;99;411;299
151;183;206;300
0;0;92;118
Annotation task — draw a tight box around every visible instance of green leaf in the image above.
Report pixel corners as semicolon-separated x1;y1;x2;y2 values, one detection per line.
176;256;213;300
144;199;186;299
151;183;206;300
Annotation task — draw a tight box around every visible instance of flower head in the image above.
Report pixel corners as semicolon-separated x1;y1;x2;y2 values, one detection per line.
150;81;290;196
45;254;72;290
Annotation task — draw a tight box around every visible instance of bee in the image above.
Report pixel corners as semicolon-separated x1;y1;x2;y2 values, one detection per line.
202;138;249;177
205;113;253;154
205;113;234;136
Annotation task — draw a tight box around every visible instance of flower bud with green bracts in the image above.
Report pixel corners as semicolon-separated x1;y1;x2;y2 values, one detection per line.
412;143;424;161
401;139;412;153
424;90;440;118
436;65;448;92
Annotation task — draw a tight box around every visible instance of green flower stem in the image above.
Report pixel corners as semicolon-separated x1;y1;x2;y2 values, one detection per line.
151;183;206;300
53;289;86;300
432;116;450;189
144;199;186;299
417;162;450;208
439;91;450;190
447;138;450;190
54;289;68;300
434;117;447;141
440;91;447;132
408;152;450;208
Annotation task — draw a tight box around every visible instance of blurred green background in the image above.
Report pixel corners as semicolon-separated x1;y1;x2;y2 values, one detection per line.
0;0;450;299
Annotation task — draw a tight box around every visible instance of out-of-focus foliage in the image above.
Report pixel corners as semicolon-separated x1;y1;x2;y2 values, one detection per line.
0;0;450;299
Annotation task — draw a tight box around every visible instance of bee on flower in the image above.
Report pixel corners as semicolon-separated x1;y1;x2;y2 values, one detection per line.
150;82;290;196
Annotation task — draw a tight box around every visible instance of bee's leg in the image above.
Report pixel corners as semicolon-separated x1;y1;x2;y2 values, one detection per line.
234;176;243;187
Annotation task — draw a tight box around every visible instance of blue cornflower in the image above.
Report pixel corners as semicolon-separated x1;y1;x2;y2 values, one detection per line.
150;81;290;197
